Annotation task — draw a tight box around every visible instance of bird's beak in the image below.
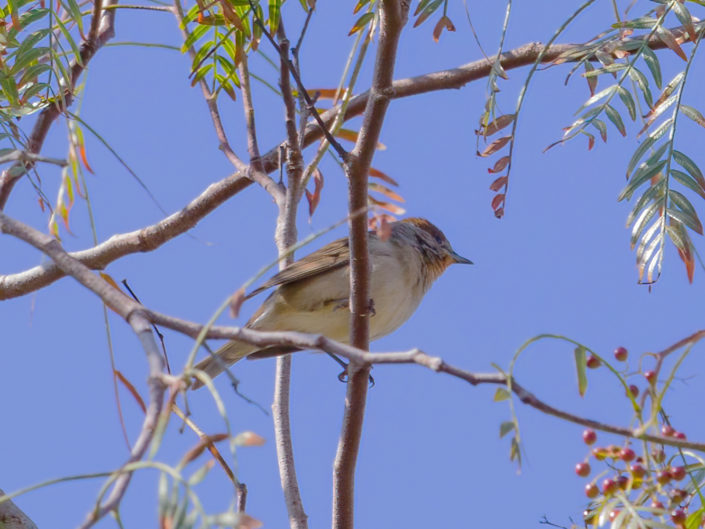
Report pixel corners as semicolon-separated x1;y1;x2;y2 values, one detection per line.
450;249;473;265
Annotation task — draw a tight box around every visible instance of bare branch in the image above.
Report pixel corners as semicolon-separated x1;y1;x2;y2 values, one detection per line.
334;3;408;529
270;22;309;529
0;171;249;299
0;0;119;210
2;31;696;298
140;309;705;453
0;212;167;528
239;55;285;204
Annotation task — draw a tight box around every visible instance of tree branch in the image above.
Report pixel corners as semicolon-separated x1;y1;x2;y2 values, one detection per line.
333;3;408;529
2;30;694;298
270;22;308;529
0;211;167;529
0;171;250;299
138;309;705;453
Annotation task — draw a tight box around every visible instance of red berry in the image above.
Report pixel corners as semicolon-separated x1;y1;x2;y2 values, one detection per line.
657;470;672;485
674;431;687;440
630;463;646;478
620;448;636;462
627;385;639;398
575;462;591;477
583;429;597;445
614;346;628;361
670;466;686;481
602;478;617;495
662;425;675;436
586;355;601;369
671;509;686;525
610;509;621;522
585;483;599;499
644;370;657;383
651;500;665;510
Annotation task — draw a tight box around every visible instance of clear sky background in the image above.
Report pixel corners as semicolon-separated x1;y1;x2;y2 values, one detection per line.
2;1;705;528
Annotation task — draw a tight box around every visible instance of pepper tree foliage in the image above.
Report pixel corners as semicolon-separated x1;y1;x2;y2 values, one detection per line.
2;0;705;527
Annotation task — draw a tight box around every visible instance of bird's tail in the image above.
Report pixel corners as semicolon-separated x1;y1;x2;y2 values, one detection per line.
191;340;256;389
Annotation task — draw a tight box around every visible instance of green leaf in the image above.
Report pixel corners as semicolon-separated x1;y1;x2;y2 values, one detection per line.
673;150;705;187
592;118;607;142
268;0;281;34
631;200;661;248
671;169;705;200
628;67;652;108
53;16;82;67
493;387;510;402
669;189;700;226
605;105;626;136
349;12;373;35
667;207;703;235
616;86;636;121
190;62;214;85
575;84;616;115
619;159;667;201
574;346;587;397
679;104;705;129
626;136;657;177
628;139;669;181
627;179;663;229
10;45;49;74
499;421;515;438
642;47;662;88
18;62;50;86
182;23;210;52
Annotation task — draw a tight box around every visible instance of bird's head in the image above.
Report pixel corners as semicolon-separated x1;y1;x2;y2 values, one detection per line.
396;217;473;280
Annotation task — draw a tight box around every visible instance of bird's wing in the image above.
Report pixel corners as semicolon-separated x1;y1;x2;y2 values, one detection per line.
246;236;351;299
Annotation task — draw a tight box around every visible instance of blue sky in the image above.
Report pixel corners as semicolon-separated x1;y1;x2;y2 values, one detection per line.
2;1;705;528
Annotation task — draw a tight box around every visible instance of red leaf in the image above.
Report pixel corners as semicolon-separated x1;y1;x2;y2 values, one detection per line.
115;370;147;413
478;135;512;157
369;167;399;186
305;168;324;218
476;114;516;137
489;175;508;192
491;193;505;210
488;156;510;174
432;15;455;42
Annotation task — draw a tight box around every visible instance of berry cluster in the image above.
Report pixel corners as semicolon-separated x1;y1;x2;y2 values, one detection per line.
575;347;701;528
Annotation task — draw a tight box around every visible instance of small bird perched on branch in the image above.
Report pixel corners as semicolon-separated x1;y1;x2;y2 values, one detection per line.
192;217;472;388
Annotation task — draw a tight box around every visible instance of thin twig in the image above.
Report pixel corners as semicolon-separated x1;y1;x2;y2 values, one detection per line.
239;54;285;203
137;308;705;453
269;21;308;529
0;211;166;529
2;34;696;298
248;0;348;161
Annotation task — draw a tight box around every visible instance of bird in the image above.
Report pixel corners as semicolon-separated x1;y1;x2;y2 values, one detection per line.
191;217;472;388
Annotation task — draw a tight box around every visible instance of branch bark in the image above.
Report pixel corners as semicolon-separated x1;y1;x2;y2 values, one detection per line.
1;29;690;299
333;3;409;529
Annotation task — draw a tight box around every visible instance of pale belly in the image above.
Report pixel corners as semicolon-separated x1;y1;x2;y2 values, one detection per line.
249;256;425;344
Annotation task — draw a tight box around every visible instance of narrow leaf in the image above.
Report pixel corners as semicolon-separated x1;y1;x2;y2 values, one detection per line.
574;346;588;397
